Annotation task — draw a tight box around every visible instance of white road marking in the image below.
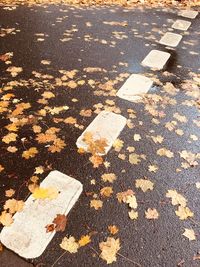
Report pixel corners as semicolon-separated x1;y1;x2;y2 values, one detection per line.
116;74;153;102
0;171;83;259
159;32;182;47
172;19;191;31
76;111;126;155
179;10;198;19
141;50;171;70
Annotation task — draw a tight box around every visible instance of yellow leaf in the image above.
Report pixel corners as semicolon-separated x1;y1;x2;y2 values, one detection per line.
182;229;196;241
113;139;124;152
100;187;113;198
78;235;91;247
135;178;154;192
175;206;194;220
145;208;159;220
108;225;119;235
2;133;17;144
4;199;24;214
99;237;120;264
5;189;15;198
101;173;116;183
33;187;59;200
166;190;187;207
90;199;103;210
128;210;138;220
60;236;79;253
157;148;174;158
0;211;13;226
22;147;38;159
129;153;141;165
133;134;141;141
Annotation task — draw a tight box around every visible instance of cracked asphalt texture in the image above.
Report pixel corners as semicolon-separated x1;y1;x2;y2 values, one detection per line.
0;4;200;267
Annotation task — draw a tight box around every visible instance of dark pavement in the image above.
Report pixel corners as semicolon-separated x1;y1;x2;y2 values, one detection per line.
0;4;200;267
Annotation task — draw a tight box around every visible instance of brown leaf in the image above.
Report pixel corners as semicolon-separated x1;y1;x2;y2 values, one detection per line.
53;214;67;232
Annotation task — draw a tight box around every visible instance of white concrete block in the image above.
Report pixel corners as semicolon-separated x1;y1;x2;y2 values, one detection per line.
172;19;191;31
141;50;171;70
179;10;198;19
0;171;83;259
159;32;182;47
76;111;126;155
116;74;153;102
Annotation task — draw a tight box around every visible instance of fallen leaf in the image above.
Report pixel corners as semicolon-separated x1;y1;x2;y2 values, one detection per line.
78;235;91;247
90;199;103;210
135;178;154;192
108;225;119;235
175;206;194;220
99;237;120;264
101;173;116;183
60;236;79;253
0;211;13;226
166;190;187;207
53;214;67;232
128;210;138;220
33;187;59;200
4;199;24;214
145;208;159;219
182;228;196;241
22;147;38;159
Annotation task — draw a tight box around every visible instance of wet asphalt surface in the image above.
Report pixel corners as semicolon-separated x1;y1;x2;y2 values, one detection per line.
0;4;200;267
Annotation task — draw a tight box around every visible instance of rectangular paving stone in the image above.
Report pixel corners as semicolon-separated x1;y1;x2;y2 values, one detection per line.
76;111;127;155
159;32;182;47
0;170;83;259
141;50;171;70
116;74;153;102
179;10;198;19
172;19;191;31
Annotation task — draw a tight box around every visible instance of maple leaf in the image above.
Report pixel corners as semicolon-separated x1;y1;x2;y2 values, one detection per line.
129;153;141;165
100;187;113;198
60;236;79;253
99;237;120;264
5;189;15;198
182;229;196;241
4;199;24;214
133;134;141;141
108;225;119;235
33;187;59;200
113;139;124;152
48;138;66;153
128;210;138;220
7;146;18;153
64;117;77;124
89;155;103;168
175;206;194;220
148;165;158;173
145;208;159;220
90;199;103;210
0;211;13;226
166;190;187;207
157;148;174;158
53;214;67;232
151;135;164;144
78;235;91;247
101;173;116;183
2;133;17;144
22;147;38;159
135;178;154;192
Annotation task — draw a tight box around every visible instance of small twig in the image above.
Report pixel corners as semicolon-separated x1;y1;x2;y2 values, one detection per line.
88;245;99;256
117;252;142;267
51;251;67;267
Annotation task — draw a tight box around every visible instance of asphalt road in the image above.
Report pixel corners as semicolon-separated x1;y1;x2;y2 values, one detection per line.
0;4;200;267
